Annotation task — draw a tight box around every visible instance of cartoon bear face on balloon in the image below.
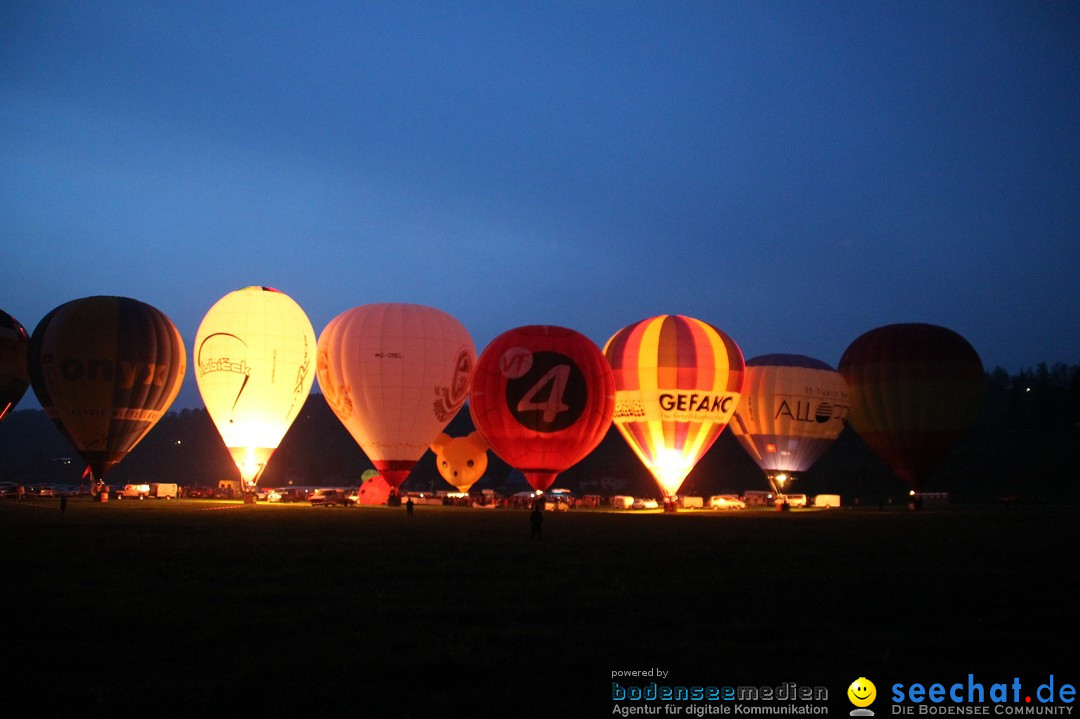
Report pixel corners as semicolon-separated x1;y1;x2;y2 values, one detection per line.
430;431;489;492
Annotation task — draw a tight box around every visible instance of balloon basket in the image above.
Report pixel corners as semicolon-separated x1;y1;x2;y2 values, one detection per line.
243;492;256;504
97;491;109;503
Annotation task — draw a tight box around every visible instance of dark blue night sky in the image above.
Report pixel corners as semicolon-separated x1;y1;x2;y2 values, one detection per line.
4;1;1078;409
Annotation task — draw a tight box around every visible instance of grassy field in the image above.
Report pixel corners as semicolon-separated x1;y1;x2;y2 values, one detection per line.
2;498;1076;717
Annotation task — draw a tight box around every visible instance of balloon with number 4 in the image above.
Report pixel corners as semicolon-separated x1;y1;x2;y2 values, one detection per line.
469;325;615;493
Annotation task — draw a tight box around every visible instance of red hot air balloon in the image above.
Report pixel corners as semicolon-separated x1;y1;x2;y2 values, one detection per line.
604;315;744;505
0;310;30;424
838;323;984;492
469;325;615;493
27;297;187;486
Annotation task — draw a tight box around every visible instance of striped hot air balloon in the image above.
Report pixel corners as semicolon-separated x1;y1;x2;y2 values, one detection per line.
604;315;744;502
730;354;849;493
838;323;984;491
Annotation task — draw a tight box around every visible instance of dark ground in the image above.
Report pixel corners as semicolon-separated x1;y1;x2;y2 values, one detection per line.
1;499;1076;717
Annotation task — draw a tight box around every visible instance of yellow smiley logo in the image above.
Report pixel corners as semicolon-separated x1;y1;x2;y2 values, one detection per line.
848;677;877;707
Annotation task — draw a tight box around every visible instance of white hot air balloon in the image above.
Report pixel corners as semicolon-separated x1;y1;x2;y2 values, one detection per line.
194;286;316;493
316;303;474;491
730;354;849;496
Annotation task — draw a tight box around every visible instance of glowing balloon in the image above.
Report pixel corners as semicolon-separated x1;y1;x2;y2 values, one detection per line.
316;303;475;489
431;431;489;493
604;315;744;500
194;286;316;490
838;323;984;491
730;354;849;490
0;310;30;423
469;325;615;493
27;296;186;481
353;473;392;505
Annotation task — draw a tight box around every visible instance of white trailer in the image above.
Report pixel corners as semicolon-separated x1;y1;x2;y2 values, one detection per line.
150;483;178;499
812;494;841;508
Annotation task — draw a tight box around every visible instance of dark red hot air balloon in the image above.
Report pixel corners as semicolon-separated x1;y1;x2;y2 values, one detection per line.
838;323;984;491
28;296;187;483
469;325;615;493
0;309;30;424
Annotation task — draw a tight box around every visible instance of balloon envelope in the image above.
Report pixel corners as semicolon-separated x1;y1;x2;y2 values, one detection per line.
730;354;849;477
0;310;30;423
28;296;186;480
316;303;475;489
194;286;316;487
431;432;489;493
838;323;984;490
469;325;614;492
604;315;744;498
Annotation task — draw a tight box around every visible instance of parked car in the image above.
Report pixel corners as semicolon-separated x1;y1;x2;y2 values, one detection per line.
269;487;310;503
114;483;150;500
709;494;746;510
309;488;352;507
631;497;659;510
185;485;216;499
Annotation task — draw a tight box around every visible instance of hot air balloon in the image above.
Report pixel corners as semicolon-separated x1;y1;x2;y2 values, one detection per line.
838;323;984;492
730;354;849;496
431;432;489;493
0;310;30;424
194;286;316;495
27;296;186;487
316;303;475;491
604;315;744;507
469;325;614;494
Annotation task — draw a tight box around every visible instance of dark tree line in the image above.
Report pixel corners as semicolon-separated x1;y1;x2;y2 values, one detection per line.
2;364;1077;503
981;363;1080;432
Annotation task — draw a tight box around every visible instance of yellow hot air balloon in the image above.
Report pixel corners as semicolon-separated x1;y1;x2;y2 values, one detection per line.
316;303;475;490
194;286;316;493
604;315;744;505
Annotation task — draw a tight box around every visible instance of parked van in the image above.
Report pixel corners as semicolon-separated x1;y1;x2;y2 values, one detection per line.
813;494;841;508
611;495;634;510
782;493;808;508
150;483;177;500
709;494;746;510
